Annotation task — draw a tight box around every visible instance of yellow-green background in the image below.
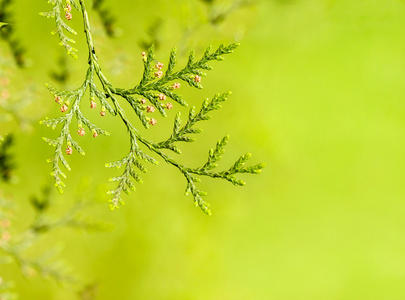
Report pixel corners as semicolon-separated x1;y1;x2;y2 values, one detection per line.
2;0;405;299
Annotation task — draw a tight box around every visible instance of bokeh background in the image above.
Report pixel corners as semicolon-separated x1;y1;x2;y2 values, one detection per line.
2;0;405;299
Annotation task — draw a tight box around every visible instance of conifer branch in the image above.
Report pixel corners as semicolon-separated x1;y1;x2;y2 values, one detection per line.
41;0;264;214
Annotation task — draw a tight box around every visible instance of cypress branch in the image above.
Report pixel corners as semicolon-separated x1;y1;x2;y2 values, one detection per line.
41;0;264;214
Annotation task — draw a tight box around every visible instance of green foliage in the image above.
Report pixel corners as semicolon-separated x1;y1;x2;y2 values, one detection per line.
41;0;263;214
40;0;81;59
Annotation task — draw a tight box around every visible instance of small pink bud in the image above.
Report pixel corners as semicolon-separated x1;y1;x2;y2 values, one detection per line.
141;52;147;61
100;111;106;116
60;105;68;112
54;96;61;103
149;118;157;126
65;12;72;20
166;102;173;109
65;4;72;12
156;62;164;69
146;105;155;113
90;101;97;109
172;82;181;89
1;232;11;242
158;93;166;101
93;131;98;138
194;75;201;83
66;146;73;155
0;77;10;87
0;90;9;100
155;70;163;78
141;98;146;104
0;220;10;229
77;128;85;136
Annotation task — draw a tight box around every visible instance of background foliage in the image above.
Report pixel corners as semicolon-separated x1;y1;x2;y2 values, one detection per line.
2;0;405;299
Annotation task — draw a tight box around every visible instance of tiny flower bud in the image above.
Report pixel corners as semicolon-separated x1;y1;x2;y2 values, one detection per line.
0;90;10;100
166;102;173;109
146;105;155;113
141;98;146;104
155;70;163;78
149;118;157;126
141;52;147;61
0;77;10;87
60;105;68;112
93;131;98;138
65;4;72;12
156;62;164;69
0;220;10;229
1;232;11;242
54;96;61;103
65;12;72;20
194;75;201;83
100;111;106;116
90;101;97;109
172;82;181;89
158;93;166;101
66;146;73;155
77;128;85;136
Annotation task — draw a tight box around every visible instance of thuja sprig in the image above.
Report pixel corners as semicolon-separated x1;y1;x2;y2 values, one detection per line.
144;93;265;214
40;0;81;58
40;66;110;192
41;0;264;214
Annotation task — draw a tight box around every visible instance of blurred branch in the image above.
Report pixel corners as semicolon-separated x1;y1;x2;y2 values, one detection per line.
0;135;15;183
139;17;163;51
49;54;71;87
201;0;255;26
0;183;112;298
0;0;26;67
177;0;256;53
92;0;117;37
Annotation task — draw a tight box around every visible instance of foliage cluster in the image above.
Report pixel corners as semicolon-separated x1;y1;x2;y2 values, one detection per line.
0;0;262;298
40;0;264;214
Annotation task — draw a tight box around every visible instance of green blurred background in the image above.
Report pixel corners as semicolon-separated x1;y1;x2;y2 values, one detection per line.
2;0;405;299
